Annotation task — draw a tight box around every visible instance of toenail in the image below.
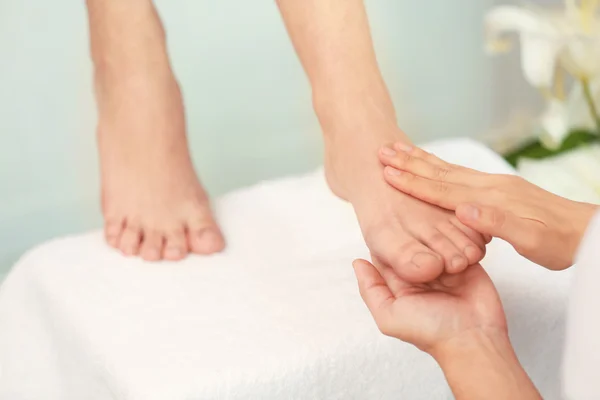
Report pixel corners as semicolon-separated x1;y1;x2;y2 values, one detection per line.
145;249;160;259
203;230;220;243
465;245;480;260
412;252;441;267
394;142;413;152
381;147;396;156
451;256;465;270
385;167;402;176
166;248;182;258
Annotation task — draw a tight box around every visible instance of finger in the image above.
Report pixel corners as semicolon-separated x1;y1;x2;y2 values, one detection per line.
383;167;477;211
392;143;448;167
379;146;484;186
378;264;412;298
393;143;485;177
352;259;396;321
456;204;529;249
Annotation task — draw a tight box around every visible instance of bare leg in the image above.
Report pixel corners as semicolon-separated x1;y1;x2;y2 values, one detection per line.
276;0;486;282
86;0;224;261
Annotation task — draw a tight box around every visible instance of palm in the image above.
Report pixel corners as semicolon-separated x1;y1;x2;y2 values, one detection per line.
354;261;506;352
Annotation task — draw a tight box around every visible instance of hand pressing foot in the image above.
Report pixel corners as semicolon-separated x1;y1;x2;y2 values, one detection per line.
324;129;486;283
96;74;225;261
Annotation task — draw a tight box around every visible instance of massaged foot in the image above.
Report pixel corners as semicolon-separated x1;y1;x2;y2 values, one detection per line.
324;129;486;283
96;76;225;261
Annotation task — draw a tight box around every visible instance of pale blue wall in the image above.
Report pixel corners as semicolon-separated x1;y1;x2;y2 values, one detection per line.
0;0;495;276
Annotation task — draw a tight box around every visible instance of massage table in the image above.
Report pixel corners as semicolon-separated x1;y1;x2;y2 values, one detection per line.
0;139;570;400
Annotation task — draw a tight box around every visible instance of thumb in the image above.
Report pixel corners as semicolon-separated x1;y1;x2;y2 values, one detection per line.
455;203;524;245
352;259;395;327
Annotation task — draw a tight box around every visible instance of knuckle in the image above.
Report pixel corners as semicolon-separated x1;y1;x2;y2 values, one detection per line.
488;208;505;229
488;187;507;202
395;151;413;167
435;167;451;181
434;181;450;194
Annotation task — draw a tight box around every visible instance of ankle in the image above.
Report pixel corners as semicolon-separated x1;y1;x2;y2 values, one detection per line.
313;78;397;135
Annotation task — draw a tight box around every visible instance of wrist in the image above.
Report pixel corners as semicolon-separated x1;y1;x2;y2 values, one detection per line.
431;328;511;366
431;330;541;399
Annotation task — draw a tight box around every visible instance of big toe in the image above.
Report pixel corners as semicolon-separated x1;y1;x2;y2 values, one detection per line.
369;229;444;283
189;227;225;255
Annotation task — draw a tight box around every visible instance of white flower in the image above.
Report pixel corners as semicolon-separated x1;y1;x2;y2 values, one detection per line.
485;5;563;87
485;1;600;147
539;98;569;149
486;2;600;85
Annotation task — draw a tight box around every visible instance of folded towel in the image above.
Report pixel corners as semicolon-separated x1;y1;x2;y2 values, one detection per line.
0;139;570;400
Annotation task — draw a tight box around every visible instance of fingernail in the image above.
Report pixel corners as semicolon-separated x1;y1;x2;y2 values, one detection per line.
394;142;413;152
385;167;402;176
464;205;480;220
381;147;396;156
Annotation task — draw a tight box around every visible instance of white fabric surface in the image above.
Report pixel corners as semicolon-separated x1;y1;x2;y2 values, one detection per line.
0;139;571;400
563;210;600;399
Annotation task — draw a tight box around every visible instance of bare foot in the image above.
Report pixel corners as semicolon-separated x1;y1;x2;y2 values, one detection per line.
95;74;225;261
324;128;486;283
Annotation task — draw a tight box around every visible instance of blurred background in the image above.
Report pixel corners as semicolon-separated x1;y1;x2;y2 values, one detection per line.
0;0;536;278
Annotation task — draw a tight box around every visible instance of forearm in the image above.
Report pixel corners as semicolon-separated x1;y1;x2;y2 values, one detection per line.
433;332;541;400
276;0;404;139
86;0;173;83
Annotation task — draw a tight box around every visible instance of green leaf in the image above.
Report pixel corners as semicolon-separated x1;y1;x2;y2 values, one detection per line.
504;129;600;167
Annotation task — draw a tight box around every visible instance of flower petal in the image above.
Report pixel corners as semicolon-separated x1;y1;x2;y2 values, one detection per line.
565;82;598;131
539;98;570;149
561;37;600;79
486;6;563;87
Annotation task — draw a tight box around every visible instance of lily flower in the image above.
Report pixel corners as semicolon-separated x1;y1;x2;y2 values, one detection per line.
485;0;600;148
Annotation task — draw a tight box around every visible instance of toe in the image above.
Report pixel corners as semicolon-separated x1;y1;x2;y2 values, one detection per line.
448;218;486;264
139;230;163;262
368;228;444;283
418;228;468;274
188;227;225;255
118;222;142;256
164;229;188;261
104;218;124;248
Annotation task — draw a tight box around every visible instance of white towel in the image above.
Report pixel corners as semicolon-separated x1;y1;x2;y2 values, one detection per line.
0;139;571;400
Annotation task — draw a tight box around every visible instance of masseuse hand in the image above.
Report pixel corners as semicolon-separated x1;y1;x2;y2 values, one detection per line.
353;259;540;398
353;259;505;353
378;143;599;270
